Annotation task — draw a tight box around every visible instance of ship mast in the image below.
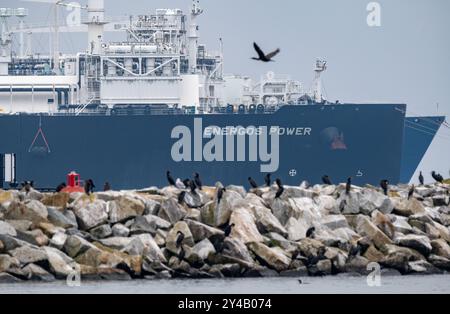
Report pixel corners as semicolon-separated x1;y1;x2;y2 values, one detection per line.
312;59;327;103
188;0;203;74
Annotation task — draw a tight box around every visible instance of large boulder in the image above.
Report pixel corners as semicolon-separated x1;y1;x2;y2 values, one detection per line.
250;204;287;237
407;260;441;275
129;216;155;235
108;196;145;223
320;215;349;230
16;229;48;246
63;234;98;258
73;200;108;230
392;198;425;217
158;198;187;224
248;242;291;272
229;207;263;244
98;237;134;251
47;207;78;229
431;239;450;259
111;223;130;237
222;238;255;264
380;244;425;273
214;190;243;227
355;215;393;252
49;232;67;250
4;200;48;227
166;221;195;254
189;239;216;261
143;215;171;230
89;224;112;239
185;219;224;242
285;218;309;241
337;191;361;215
315;195;340;215
396;234;432;256
122;234;166;263
297;238;326;259
0;221;17;236
184;190;210;209
10;245;47;265
0;254;20;272
5;220;31;232
391;215;413;234
41;193;70;209
359;189;394;214
43;246;79;278
22;263;55;282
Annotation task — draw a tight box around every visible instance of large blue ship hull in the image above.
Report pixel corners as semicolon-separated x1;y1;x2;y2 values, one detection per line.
400;116;445;183
1;104;406;190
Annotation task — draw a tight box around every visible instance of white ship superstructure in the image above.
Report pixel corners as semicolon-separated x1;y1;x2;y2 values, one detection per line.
0;0;323;115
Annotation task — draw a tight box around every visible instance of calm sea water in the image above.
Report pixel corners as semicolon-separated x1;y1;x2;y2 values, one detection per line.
1;275;449;294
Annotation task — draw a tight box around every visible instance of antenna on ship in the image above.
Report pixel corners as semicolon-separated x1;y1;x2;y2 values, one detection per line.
188;0;203;74
312;59;327;103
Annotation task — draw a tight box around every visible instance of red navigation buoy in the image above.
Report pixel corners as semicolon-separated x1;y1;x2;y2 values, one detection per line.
61;171;85;193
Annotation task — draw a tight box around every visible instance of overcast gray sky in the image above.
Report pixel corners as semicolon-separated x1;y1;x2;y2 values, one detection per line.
4;0;450;181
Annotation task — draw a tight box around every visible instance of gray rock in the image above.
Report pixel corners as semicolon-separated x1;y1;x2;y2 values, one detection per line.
229;207;263;244
393;198;425;216
345;256;370;275
432;195;448;207
321;215;349;230
111;223;130;237
214;190;243;227
0;221;17;237
338;191;361;214
129;216;156;235
279;267;309;277
251;204;287;237
4;200;48;227
185;219;224;242
158;198;187;224
47;207;78;228
4;220;31;232
285;217;308;241
214;263;242;278
89;224;112;239
16;229;49;246
63;234;97;258
142;198;161;215
143;214;171;230
359;189;394;215
0;234;30;251
427;254;450;270
166;221;194;254
0;272;22;283
0;254;20;272
22;263;55;282
431;239;450;259
226;185;247;198
391;215;413;234
49;232;67;250
98;237;134;250
315;259;333;275
245;267;279;278
248;242;291;272
355;215;393;251
407;260;441;274
43;246;78;278
190;239;216;261
396;234;432;256
222;238;255;264
184;190;210;209
315;195;340;215
108;196;146;223
73;200;108;230
10;245;47;265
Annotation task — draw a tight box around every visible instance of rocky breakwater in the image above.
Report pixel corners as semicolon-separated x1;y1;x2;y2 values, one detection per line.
0;181;450;283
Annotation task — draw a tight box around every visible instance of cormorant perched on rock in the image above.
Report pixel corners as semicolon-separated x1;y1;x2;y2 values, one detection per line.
252;42;280;62
103;182;111;192
248;177;258;189
348;244;362;257
224;223;235;237
194;172;203;190
431;171;444;183
274;178;284;199
84;179;95;195
175;231;185;248
178;246;185;261
56;182;66;193
306;227;316;238
345;177;352;195
275;178;283;189
380;179;389;196
166;171;176;186
183;179;191;188
408;185;415;200
217;187;226;204
178;191;186;205
419;171;424;186
186;179;197;194
264;173;272;187
322;175;332;185
22;181;33;194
